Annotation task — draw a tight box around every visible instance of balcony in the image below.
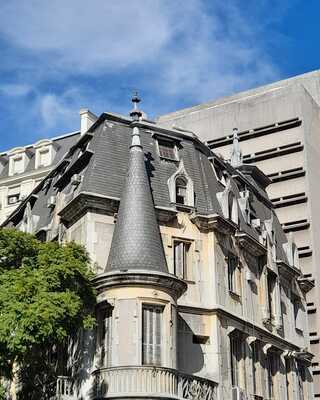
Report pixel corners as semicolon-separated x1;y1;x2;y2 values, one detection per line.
92;365;217;399
53;376;74;400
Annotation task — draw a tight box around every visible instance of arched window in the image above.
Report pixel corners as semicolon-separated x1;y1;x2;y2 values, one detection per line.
167;160;194;207
176;177;187;205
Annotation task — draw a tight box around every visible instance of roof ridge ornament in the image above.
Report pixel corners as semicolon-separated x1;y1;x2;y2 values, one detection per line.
230;127;243;168
129;91;143;121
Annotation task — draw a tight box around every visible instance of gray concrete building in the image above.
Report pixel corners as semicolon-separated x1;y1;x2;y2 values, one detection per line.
158;69;320;397
2;98;313;399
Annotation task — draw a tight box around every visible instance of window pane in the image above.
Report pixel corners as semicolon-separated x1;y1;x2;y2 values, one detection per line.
39;149;50;167
174;242;184;278
100;308;112;367
158;140;176;160
142;305;163;365
13;157;24;174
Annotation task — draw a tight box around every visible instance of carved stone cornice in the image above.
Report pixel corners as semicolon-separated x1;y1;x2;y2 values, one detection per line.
190;213;237;234
92;270;187;299
58;192;118;225
59;192;178;226
235;231;266;256
297;276;315;294
276;259;300;281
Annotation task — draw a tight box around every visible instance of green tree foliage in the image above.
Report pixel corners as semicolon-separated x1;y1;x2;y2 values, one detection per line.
0;228;96;397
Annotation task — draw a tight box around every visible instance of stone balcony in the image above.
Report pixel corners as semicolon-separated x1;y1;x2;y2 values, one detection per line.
54;376;74;399
54;366;217;399
92;365;217;400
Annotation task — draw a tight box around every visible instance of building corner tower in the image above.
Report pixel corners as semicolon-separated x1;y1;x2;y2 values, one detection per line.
92;98;187;399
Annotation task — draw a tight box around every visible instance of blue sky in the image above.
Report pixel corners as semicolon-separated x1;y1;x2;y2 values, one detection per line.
0;0;319;150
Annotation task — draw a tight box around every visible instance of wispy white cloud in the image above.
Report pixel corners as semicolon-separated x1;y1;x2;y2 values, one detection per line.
0;0;292;135
0;84;33;97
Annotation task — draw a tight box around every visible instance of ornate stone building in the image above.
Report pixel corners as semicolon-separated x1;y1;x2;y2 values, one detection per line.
159;69;320;397
2;97;313;399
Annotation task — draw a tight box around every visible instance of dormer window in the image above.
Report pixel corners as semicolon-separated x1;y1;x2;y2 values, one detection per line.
34;139;56;169
167;160;194;208
157;138;178;161
38;148;50;167
8;147;28;176
12;156;23;174
176;177;187;204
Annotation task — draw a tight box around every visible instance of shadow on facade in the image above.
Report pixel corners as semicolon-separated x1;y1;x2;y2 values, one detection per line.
177;315;205;375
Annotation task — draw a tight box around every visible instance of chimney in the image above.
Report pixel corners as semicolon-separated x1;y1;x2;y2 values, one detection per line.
79;108;97;135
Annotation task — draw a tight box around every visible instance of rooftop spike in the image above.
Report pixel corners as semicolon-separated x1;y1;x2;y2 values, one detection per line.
105;124;168;273
230;127;243;168
129;92;143;121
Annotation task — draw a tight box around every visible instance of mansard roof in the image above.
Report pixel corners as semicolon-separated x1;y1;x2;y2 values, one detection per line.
0;131;80;180
1;110;294;269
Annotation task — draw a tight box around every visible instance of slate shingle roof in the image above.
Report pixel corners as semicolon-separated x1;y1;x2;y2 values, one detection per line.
2;111;292;267
106;124;168;273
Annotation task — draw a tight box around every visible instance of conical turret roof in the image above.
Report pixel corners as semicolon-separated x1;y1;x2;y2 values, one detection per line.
105;124;168;273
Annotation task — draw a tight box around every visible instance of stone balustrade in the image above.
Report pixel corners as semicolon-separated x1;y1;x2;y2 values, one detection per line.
92;365;217;400
55;376;74;399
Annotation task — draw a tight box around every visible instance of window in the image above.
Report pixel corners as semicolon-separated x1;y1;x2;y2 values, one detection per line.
158;139;178;161
230;334;242;387
176;177;187;204
12;156;24;175
142;305;163;365
99;307;113;367
251;342;261;395
174;240;191;280
38;148;50;167
267;352;279;399
7;186;20;205
167;161;194;207
285;358;291;400
267;272;277;322
228;254;240;295
297;362;305;400
294;298;304;333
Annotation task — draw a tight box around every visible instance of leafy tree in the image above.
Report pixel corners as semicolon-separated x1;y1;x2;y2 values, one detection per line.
0;228;96;399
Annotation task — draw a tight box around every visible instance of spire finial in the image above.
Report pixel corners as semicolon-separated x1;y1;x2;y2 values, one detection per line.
130;91;143;121
230;127;243;168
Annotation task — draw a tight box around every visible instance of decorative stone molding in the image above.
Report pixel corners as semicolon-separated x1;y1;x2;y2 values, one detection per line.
190;213;237;234
283;232;300;270
167;159;194;207
216;179;238;224
93;270;187;299
238;189;251;224
235;232;266;256
92;366;217;400
297;276;315;294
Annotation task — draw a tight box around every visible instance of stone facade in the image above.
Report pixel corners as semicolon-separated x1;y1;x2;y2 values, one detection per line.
159;69;320;398
2;101;313;400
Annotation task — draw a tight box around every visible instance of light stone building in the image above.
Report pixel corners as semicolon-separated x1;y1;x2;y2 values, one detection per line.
159;69;320;398
2;97;313;400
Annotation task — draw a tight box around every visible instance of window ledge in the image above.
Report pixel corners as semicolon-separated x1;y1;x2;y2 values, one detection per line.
159;156;179;163
173;203;195;213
